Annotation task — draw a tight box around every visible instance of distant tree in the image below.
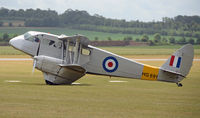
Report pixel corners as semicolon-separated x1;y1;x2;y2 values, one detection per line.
135;38;140;42
9;22;12;27
193;32;200;39
124;36;133;41
13;34;18;38
177;37;186;44
3;33;9;41
141;34;149;42
169;37;175;44
162;37;168;43
188;38;194;45
107;37;112;41
0;21;3;26
94;37;98;41
196;38;200;45
154;33;161;43
149;40;155;46
0;8;9;17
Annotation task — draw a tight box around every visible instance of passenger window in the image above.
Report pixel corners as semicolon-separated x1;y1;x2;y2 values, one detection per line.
68;45;74;52
81;48;90;55
49;40;55;45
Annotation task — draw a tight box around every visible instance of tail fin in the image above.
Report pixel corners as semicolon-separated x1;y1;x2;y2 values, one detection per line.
160;44;194;78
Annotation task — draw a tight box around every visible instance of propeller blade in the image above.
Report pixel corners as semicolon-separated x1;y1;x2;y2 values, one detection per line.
33;36;40;74
32;59;37;74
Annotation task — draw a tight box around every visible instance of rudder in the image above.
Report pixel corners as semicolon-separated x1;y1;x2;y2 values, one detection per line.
160;44;194;77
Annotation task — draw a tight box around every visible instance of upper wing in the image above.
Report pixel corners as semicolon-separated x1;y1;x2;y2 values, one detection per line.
58;34;90;47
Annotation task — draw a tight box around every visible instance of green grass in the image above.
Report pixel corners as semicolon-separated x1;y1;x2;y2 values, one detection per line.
0;27;196;41
0;60;199;118
100;45;200;56
0;46;25;55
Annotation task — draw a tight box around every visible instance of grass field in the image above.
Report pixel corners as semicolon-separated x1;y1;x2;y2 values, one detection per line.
0;60;199;118
0;27;195;41
101;45;200;57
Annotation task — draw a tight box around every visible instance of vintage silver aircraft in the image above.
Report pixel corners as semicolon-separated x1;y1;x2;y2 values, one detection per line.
9;31;194;87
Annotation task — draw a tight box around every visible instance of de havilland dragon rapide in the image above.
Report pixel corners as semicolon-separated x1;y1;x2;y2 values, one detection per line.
9;31;194;87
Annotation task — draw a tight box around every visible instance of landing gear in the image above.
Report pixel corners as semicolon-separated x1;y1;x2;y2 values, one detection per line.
176;83;183;87
45;80;58;85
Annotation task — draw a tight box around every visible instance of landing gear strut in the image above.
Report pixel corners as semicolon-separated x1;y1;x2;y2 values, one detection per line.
176;83;183;87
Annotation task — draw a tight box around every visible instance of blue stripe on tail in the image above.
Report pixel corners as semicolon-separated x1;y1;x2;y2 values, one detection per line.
176;57;182;68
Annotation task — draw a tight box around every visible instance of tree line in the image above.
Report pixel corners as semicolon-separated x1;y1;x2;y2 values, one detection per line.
1;32;200;46
0;7;200;39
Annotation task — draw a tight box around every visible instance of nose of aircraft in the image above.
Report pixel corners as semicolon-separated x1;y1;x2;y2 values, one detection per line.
9;38;15;46
9;35;24;50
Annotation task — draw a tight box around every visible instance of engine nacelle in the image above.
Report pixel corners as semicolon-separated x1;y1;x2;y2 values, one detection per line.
33;55;85;85
34;55;62;75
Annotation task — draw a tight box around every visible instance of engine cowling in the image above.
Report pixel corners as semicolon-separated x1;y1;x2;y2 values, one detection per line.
34;55;62;75
33;55;86;85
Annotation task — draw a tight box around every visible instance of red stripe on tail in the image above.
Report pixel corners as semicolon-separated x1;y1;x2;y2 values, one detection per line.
169;55;175;66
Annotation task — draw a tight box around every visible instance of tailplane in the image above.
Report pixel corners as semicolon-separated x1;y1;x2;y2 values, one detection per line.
160;44;194;85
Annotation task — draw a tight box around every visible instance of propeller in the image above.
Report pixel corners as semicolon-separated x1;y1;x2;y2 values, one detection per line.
32;36;41;74
32;58;37;74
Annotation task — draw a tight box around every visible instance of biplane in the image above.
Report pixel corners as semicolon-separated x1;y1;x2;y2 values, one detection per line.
9;31;194;86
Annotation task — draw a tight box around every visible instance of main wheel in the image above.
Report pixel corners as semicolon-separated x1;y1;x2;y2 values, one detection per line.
176;83;183;87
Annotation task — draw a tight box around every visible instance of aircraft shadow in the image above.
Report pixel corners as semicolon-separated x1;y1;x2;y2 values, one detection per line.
15;82;92;86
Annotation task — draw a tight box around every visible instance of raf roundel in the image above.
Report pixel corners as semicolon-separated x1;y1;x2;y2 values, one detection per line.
103;56;118;72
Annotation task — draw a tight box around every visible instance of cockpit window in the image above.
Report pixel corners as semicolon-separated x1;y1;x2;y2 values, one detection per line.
25;37;34;41
24;32;32;40
24;32;40;43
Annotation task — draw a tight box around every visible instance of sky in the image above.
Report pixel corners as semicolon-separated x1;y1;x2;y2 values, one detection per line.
0;0;200;22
